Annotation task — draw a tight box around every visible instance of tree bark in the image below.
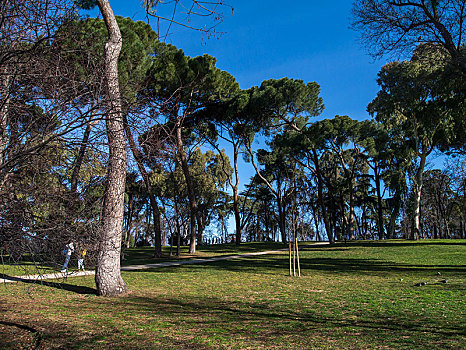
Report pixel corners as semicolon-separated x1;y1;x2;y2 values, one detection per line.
95;0;127;297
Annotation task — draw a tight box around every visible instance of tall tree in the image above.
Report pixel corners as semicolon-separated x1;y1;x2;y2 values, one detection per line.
368;44;462;240
198;90;254;245
358;120;390;240
91;0;128;296
243;78;325;242
352;0;466;74
145;44;238;253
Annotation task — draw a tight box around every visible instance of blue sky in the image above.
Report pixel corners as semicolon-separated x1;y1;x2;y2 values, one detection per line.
94;0;386;121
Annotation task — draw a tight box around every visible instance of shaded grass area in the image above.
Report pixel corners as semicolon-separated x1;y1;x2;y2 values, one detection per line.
0;240;465;349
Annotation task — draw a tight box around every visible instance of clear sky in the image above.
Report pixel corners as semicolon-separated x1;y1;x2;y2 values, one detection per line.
92;0;386;121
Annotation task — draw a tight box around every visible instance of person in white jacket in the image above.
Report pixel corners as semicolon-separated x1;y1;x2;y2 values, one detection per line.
61;242;74;272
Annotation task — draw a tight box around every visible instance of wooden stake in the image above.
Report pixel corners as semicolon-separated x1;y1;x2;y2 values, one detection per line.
289;238;292;276
292;233;296;276
296;236;301;277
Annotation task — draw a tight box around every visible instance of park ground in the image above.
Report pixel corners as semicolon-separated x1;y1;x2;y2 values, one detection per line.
0;240;465;349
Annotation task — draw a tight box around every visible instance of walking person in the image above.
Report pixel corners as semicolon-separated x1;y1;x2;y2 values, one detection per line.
77;248;86;271
61;242;74;272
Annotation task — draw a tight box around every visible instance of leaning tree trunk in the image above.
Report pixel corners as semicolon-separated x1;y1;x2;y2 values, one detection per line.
123;115;162;258
95;0;128;297
175;122;197;254
70;116;99;193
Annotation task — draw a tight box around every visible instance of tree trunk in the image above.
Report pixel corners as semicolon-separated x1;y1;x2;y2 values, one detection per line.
175;122;197;254
124;190;134;248
374;164;385;240
231;147;242;245
411;149;427;240
70;117;98;193
387;190;401;239
276;195;287;243
348;186;356;240
123;115;162;258
311;203;321;241
312;149;334;244
233;187;242;245
265;198;271;241
196;213;205;244
95;0;127;297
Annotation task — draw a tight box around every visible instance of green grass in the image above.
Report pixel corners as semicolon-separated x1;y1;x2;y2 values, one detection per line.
1;240;465;349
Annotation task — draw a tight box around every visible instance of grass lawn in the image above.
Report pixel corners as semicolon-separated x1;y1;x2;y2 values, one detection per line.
1;240;465;349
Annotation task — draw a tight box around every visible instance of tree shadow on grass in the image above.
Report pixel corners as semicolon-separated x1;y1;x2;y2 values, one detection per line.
1;273;97;295
136;254;466;277
121;294;465;341
329;240;466;248
0;321;42;349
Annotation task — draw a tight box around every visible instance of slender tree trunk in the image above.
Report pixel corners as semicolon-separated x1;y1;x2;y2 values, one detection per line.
171;174;182;256
124;191;133;248
277;195;287;243
312;149;334;244
231;147;242;245
123;115;162;257
169;225;174;256
362;204;367;240
339;193;346;241
348;186;355;240
388;190;401;239
374;165;385;240
311;203;321;241
175;122;197;254
70;117;98;193
95;0;127;297
265;198;271;241
411;150;427;240
196;213;205;245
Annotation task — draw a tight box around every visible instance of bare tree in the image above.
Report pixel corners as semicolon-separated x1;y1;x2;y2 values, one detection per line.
352;0;466;73
0;0;107;272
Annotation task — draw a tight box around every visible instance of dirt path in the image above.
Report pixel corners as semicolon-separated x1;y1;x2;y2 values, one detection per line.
0;242;329;283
